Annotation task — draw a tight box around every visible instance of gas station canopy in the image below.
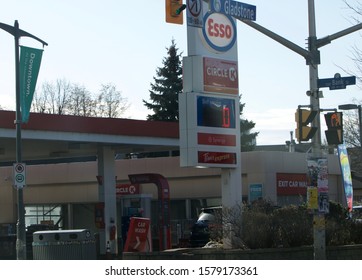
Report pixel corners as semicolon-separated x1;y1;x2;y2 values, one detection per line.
0;110;179;165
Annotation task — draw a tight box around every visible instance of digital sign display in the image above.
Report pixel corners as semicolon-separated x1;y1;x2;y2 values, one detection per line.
197;95;236;128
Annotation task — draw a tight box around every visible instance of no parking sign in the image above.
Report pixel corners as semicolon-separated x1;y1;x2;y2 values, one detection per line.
13;163;26;188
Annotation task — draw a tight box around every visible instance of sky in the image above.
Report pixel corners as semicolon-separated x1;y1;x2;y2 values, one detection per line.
0;0;361;145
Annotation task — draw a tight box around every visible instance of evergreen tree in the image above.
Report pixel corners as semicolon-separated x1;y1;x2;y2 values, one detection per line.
239;97;259;151
143;39;183;121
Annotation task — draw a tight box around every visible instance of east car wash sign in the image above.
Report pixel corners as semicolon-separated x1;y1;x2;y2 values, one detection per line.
276;173;308;195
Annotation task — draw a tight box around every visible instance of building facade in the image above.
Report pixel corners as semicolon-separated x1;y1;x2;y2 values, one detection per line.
0;150;352;248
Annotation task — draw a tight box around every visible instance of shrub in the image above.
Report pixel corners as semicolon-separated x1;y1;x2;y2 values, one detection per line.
208;200;362;249
271;205;313;247
242;210;273;249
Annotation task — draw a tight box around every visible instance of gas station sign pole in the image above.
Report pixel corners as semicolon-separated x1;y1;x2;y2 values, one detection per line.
179;0;257;248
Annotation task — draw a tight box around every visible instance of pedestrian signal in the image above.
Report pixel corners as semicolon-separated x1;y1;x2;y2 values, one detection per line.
295;108;318;142
324;112;343;145
165;0;185;25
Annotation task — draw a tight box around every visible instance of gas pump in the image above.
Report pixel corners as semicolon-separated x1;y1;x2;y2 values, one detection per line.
117;190;152;252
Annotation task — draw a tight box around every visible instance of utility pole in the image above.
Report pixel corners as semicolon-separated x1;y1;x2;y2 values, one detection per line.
232;0;362;259
0;20;47;260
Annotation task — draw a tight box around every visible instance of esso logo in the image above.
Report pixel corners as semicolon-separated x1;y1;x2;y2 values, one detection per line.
202;12;236;53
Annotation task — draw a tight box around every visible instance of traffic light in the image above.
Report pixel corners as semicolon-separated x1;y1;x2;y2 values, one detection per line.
165;0;185;25
295;108;318;142
324;112;343;145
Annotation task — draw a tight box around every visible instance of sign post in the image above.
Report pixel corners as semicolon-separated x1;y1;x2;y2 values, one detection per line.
13;163;26;188
179;0;257;248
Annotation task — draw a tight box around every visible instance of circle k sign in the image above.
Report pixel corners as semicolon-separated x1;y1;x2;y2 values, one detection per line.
202;12;237;53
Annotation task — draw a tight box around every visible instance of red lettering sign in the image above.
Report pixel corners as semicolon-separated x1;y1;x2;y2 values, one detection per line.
116;183;140;196
276;173;308;195
198;132;236;146
202;12;237;53
198;151;236;165
203;57;238;95
123;217;151;252
207;18;232;39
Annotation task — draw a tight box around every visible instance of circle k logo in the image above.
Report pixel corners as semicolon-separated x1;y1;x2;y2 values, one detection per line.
202;12;237;53
229;67;237;81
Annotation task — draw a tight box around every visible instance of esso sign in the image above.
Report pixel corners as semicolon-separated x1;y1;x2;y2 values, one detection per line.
202;12;236;53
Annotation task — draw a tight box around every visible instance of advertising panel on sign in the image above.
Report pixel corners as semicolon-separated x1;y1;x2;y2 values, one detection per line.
186;1;238;59
198;132;236;146
197;95;236;128
198;151;237;165
203;57;238;94
202;12;237;53
180;90;240;168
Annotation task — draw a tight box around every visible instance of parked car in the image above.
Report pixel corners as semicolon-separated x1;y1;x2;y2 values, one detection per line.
189;206;221;247
352;205;362;223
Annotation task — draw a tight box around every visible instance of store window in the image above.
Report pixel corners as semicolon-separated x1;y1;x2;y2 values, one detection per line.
25;205;63;229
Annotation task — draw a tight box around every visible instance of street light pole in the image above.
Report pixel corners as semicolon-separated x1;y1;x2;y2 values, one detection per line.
308;0;322;153
0;20;47;260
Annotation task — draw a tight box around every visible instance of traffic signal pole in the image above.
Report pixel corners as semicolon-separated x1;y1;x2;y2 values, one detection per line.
307;0;322;155
231;0;362;259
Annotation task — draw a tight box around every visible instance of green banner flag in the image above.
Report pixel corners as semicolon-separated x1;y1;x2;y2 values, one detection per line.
19;46;43;123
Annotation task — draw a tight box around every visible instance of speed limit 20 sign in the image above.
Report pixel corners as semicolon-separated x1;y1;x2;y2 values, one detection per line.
13;163;26;188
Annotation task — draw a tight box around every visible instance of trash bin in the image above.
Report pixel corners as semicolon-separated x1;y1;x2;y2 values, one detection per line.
26;224;58;260
32;229;96;260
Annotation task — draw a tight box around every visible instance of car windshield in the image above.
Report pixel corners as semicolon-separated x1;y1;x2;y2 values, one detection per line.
196;206;222;222
197;212;215;222
353;206;362;219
